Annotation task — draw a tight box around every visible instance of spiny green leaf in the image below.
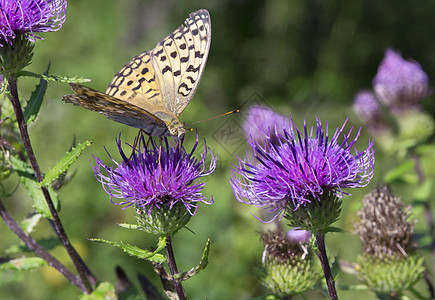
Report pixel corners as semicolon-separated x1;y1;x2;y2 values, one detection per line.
23;63;49;124
0;257;47;271
39;141;92;187
19;174;60;218
176;238;210;281
89;238;166;263
16;70;91;83
8;156;60;217
80;282;116;300
8;155;33;174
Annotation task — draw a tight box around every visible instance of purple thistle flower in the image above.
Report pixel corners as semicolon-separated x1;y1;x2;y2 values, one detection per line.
353;90;388;135
0;0;67;45
230;116;375;219
243;105;288;144
373;49;429;114
92;133;216;216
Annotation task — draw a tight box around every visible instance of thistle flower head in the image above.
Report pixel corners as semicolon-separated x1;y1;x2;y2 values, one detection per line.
355;186;424;295
373;49;429;115
92;132;216;217
243;105;288;144
259;230;320;296
355;185;416;258
0;0;67;45
230;116;375;221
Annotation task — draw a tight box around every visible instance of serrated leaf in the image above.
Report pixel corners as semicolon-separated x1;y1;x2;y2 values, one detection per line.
0;257;47;271
89;238;166;263
23;63;49;124
19;174;60;218
21;212;42;234
8;155;33;174
39;141;92;187
80;282;116;300
16;70;91;83
5;238;61;254
177;238;210;281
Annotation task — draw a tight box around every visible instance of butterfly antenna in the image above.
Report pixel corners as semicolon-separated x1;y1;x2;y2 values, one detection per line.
186;110;239;128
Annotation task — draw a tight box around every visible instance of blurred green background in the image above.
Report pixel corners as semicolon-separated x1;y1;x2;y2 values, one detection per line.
1;0;435;299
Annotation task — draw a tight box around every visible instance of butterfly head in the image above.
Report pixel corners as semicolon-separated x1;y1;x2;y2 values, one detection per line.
169;123;186;140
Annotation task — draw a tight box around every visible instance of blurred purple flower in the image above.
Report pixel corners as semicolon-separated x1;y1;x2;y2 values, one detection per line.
230;116;375;219
373;49;429;114
0;0;67;45
92;133;216;215
287;228;311;243
243;105;288;144
353;90;387;135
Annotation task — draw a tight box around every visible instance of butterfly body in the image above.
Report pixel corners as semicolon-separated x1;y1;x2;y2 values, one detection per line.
63;9;211;139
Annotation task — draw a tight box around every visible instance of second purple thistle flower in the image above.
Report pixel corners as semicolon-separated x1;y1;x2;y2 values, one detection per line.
92;132;217;216
230;116;375;219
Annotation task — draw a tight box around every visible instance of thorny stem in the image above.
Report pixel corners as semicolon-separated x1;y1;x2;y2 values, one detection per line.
410;149;435;298
7;77;94;293
316;231;338;300
0;197;85;290
165;234;186;300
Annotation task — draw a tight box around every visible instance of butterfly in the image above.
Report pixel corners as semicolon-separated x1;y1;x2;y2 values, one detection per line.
63;9;211;139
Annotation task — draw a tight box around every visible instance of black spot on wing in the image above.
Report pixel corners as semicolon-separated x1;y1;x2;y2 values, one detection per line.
162;66;172;74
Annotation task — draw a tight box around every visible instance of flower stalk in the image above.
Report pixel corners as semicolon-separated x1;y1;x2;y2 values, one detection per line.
165;234;186;300
7;76;94;293
315;231;337;300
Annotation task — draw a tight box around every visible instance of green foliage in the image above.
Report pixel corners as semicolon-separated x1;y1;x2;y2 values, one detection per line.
17;70;90;84
23;64;49;124
9;156;60;218
79;282;116;300
0;257;47;271
39;140;92;187
89;237;166;263
176;238;210;281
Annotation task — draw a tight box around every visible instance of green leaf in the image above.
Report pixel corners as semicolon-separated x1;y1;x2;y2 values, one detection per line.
23;63;49;124
16;70;91;83
177;238;210;281
384;159;417;184
19;174;60;218
5;238;61;254
0;257;47;271
8;156;60;218
80;282;117;300
39;141;92;187
413;180;433;202
89;238;166;263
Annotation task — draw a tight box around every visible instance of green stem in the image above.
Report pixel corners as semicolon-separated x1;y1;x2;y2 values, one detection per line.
7;76;94;293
